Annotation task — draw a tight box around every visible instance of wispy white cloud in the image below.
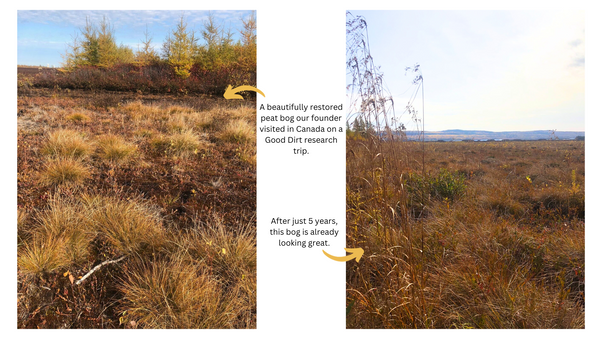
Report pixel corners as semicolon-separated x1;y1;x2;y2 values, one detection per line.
571;57;585;68
570;39;583;48
18;10;252;31
18;38;64;46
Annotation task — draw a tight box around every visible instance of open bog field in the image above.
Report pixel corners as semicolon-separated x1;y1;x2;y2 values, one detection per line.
346;138;584;328
17;88;256;328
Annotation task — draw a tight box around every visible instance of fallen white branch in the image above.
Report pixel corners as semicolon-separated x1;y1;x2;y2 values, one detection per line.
75;256;127;285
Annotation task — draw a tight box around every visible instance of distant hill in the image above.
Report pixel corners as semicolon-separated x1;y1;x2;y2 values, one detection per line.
402;130;585;141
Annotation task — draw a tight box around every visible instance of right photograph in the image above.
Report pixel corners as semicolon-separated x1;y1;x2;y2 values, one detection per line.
345;10;585;329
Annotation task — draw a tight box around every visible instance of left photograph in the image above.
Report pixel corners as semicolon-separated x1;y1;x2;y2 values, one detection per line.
17;10;257;329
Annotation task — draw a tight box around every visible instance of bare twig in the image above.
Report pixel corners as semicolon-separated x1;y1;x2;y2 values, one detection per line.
75;256;127;285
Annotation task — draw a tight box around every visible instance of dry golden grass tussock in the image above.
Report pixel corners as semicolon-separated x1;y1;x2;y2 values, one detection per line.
18;192;163;274
168;213;257;326
167;111;215;132
194;111;215;130
169;129;208;155
81;194;165;255
65;111;91;123
152;129;210;158
96;134;138;163
236;144;257;166
18;194;102;275
17;208;28;239
119;257;233;329
122;101;165;121
35;194;84;236
41;129;93;159
199;215;256;286
220;119;255;143
166;104;196;115
40;157;91;186
18;234;69;276
33;195;94;265
166;114;188;133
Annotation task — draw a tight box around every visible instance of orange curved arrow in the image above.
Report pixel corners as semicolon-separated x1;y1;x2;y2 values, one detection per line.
223;85;265;100
323;248;364;263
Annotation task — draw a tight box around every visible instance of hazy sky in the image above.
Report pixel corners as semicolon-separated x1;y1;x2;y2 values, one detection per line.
17;10;254;67
348;10;585;132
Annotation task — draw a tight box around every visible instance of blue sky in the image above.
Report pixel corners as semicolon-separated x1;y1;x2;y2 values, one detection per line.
347;10;585;132
17;10;255;67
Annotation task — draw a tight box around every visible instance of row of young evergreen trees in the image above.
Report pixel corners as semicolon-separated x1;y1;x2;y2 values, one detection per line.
62;13;256;79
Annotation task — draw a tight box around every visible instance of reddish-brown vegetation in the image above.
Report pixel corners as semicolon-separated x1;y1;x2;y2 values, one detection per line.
18;88;256;328
346;137;585;328
26;64;255;96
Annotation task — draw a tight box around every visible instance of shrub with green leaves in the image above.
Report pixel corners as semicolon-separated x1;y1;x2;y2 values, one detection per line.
406;168;466;203
430;168;466;200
